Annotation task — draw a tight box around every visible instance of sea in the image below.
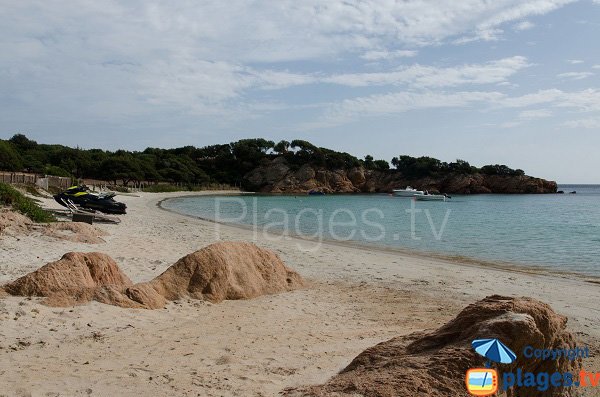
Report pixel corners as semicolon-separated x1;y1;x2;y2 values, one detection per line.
161;185;600;276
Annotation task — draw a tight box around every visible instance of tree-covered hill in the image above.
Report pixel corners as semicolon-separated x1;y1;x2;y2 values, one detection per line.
0;134;534;191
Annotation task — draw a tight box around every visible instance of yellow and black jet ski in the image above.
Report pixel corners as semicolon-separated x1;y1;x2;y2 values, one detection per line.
54;185;127;215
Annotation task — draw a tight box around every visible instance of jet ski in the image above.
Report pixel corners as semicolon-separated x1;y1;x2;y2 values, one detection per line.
54;185;127;215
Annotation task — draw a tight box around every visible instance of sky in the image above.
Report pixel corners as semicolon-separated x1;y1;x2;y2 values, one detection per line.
1;1;600;183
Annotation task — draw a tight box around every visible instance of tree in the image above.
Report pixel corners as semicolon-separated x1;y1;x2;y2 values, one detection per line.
274;140;290;154
0;141;23;171
481;164;525;176
392;155;444;177
364;155;374;169
9;134;38;151
448;159;475;174
373;159;390;171
99;155;143;186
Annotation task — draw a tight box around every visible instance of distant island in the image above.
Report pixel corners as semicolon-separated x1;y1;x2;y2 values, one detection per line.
0;134;556;194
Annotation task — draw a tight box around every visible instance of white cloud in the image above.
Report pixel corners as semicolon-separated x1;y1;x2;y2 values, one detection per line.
518;109;553;119
0;0;585;126
557;71;594;79
563;118;600;128
322;91;505;125
567;59;584;64
514;20;535;30
361;50;417;61
323;56;530;88
315;88;600;127
592;65;600;69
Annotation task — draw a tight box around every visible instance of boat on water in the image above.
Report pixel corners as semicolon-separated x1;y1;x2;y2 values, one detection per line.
414;193;450;201
308;189;325;196
393;186;424;197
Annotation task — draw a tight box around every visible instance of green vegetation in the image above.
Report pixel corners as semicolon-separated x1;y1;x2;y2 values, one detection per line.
0;134;528;189
0;182;55;222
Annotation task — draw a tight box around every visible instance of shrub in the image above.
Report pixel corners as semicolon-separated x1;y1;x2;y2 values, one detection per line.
0;182;55;222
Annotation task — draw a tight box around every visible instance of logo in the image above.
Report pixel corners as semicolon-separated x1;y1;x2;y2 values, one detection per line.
465;338;516;396
466;368;498;396
466;339;597;394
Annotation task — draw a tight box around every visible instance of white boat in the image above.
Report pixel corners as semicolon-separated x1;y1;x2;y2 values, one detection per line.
393;186;424;197
414;193;449;201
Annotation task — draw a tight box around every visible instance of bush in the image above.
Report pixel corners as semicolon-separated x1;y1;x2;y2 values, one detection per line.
0;182;55;222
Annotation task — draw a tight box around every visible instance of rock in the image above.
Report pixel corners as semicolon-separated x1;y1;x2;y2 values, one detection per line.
245;157;290;190
144;241;304;304
4;252;132;298
2;243;304;309
294;164;316;182
241;158;557;194
0;210;32;236
290;295;580;397
125;283;167;309
347;167;366;187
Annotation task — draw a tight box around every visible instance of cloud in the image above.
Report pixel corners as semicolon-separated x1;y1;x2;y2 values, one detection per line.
0;0;585;131
455;0;575;42
592;65;600;69
314;88;600;127
563;118;600;128
360;50;417;61
514;20;535;30
518;109;553;119
567;59;584;64
320;91;505;125
322;56;530;87
557;71;594;79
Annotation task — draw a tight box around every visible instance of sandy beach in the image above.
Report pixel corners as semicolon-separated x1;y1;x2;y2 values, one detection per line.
1;191;599;396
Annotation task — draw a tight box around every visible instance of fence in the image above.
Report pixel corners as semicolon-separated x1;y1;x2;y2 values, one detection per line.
0;172;72;190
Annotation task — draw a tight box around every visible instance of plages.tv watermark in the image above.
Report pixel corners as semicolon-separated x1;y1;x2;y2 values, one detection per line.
466;338;598;396
212;197;451;252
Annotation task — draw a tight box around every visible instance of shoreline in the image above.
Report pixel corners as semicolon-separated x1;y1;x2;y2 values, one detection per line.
158;194;600;284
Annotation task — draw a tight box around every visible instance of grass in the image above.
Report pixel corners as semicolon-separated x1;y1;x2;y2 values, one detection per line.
0;182;55;223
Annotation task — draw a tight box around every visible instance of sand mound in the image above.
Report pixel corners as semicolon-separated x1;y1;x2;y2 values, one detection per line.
3;242;304;309
3;252;134;307
0;209;33;236
133;241;304;306
289;295;580;397
43;222;108;244
0;209;108;244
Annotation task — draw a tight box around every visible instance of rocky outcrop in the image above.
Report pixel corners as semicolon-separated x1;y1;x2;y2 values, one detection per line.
3;252;135;307
130;241;304;307
287;295;580;397
0;210;32;236
243;158;557;194
2;242;304;309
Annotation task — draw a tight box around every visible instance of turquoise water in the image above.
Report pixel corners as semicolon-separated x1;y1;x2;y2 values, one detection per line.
162;185;600;276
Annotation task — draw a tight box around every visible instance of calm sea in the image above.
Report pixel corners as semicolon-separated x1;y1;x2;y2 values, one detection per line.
162;185;600;276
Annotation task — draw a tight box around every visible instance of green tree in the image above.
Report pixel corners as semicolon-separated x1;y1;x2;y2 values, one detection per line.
274;140;290;154
0;141;23;171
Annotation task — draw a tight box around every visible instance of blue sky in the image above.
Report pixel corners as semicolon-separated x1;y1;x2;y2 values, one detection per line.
1;1;600;183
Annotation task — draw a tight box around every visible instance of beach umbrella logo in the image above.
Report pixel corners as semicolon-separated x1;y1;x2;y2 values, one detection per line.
472;338;517;366
465;339;516;396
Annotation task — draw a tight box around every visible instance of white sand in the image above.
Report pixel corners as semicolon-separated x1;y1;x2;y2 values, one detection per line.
1;191;598;396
